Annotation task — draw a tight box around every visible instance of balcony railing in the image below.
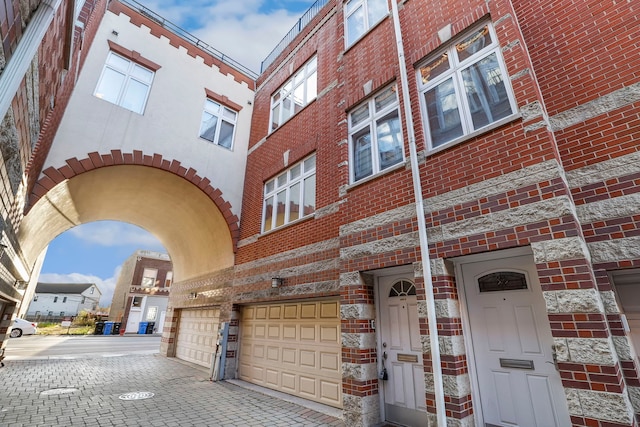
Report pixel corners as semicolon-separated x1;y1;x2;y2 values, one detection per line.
117;0;259;80
260;0;329;73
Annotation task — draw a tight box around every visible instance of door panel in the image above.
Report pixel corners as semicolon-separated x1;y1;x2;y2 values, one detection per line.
461;254;571;427
378;276;428;425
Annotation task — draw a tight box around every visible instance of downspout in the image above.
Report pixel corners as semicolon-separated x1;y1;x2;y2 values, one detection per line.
389;0;447;425
0;0;63;121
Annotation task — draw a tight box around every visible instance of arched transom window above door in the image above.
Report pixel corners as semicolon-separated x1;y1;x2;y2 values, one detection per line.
389;280;416;297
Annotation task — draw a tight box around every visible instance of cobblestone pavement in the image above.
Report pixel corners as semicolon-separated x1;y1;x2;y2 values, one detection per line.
0;355;345;426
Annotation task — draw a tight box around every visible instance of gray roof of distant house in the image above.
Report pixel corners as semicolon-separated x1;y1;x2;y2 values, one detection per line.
35;283;98;294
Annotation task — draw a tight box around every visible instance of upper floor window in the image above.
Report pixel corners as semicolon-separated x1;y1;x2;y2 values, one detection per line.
53;297;58;303
94;51;154;114
349;85;404;182
344;0;388;47
270;57;317;132
89;287;94;294
63;297;67;303
165;271;173;288
418;23;517;151
199;99;237;149
141;268;158;288
262;154;316;232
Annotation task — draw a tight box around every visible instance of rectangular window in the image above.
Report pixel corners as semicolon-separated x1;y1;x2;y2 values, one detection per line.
418;23;517;150
63;297;67;303
81;297;86;304
132;297;143;308
270;56;317;132
60;312;65;317
90;287;94;294
344;0;388;47
349;85;404;182
94;51;154;114
54;297;58;303
165;271;173;288
141;268;157;287
199;99;238;149
262;154;316;232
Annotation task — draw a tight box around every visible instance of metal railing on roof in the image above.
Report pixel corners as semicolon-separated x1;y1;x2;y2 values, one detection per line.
260;0;329;73
117;0;259;80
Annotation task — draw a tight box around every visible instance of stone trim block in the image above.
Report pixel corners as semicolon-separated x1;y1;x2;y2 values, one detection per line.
340;232;419;259
566;151;640;189
565;387;634;424
576;193;640;225
342;362;377;382
342;394;381;427
600;290;621;314
588;237;640;264
341;303;375;320
531;237;590;264
554;337;617;365
342;332;376;349
543;288;605;314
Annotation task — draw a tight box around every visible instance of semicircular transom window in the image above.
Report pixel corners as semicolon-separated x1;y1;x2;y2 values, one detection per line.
389;280;416;297
478;272;528;293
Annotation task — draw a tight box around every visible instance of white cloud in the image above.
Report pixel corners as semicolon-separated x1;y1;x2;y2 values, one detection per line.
68;222;164;250
38;268;121;308
138;0;307;72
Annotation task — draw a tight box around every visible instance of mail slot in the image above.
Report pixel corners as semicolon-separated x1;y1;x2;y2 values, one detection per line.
499;358;534;370
397;353;419;363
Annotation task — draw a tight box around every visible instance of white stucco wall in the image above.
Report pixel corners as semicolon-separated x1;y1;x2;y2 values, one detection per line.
44;8;255;218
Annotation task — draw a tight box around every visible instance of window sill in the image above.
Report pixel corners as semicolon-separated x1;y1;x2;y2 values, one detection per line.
345;161;406;192
426;113;522;156
260;213;315;237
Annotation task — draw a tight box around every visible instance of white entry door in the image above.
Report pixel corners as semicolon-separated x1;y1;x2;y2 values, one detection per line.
378;275;428;426
460;253;571;427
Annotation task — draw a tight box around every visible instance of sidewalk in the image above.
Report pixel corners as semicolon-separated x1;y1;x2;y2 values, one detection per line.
0;354;345;426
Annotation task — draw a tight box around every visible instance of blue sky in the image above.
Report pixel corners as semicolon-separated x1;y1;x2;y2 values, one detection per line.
39;0;317;306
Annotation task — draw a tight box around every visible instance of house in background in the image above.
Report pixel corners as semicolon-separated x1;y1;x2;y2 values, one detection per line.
27;283;101;322
110;250;172;334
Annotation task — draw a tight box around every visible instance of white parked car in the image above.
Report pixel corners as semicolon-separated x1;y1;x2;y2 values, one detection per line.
9;318;38;338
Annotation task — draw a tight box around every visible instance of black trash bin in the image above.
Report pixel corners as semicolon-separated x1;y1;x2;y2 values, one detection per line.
112;322;121;335
146;322;155;334
94;321;104;335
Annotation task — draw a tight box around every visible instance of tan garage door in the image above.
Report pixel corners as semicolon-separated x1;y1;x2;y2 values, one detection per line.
176;308;219;368
239;300;342;408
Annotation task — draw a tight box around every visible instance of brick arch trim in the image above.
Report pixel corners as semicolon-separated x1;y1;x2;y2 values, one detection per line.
28;149;240;251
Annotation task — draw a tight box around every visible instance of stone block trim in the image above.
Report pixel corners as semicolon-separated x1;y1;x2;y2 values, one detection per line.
29;151;240;250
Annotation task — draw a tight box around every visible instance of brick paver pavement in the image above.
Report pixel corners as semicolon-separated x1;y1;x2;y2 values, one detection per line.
0;355;345;426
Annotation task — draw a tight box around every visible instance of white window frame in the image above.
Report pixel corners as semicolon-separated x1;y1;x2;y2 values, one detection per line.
94;51;154;114
270;56;318;132
417;22;518;152
165;271;173;288
262;154;316;233
348;85;404;183
141;268;158;288
344;0;389;47
199;99;238;149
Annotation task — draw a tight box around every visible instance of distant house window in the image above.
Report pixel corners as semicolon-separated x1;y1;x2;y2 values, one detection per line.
270;56;317;132
48;311;53;316
147;306;158;321
35;311;40;317
60;312;65;317
141;268;158;287
81;297;86;304
165;271;173;288
63;297;67;303
262;154;316;232
417;23;517;150
54;297;58;303
132;296;143;308
33;295;38;301
344;0;388;47
199;99;237;149
349;85;404;182
90;287;94;294
94;51;155;114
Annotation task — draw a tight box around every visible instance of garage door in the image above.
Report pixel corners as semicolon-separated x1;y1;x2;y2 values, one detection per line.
239;300;342;408
176;308;219;368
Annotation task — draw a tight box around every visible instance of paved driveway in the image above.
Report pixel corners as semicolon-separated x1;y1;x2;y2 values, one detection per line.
0;355;344;426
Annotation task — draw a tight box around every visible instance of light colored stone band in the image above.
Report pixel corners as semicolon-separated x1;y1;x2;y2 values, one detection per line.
588;237;640;264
